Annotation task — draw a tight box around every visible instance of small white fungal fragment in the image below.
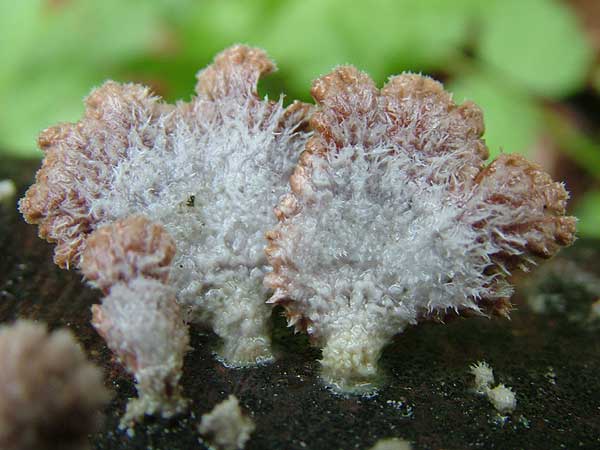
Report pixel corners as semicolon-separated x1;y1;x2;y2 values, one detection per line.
486;384;517;414
198;395;255;450
469;361;517;414
544;366;557;385
469;361;495;393
369;437;413;450
0;180;16;205
590;298;600;320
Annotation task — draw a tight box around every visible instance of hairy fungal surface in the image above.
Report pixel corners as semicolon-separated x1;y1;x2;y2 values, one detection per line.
92;278;189;426
0;320;110;450
81;215;176;292
83;216;189;425
19;45;311;375
81;215;189;428
266;67;576;392
470;361;495;394
487;384;517;414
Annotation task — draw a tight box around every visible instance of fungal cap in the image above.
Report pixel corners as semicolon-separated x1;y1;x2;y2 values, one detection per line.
265;65;575;393
81;215;176;292
19;81;167;269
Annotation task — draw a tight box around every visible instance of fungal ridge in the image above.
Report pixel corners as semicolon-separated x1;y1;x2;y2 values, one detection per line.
195;45;276;100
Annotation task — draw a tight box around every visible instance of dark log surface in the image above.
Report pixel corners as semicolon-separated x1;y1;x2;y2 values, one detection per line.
1;158;599;450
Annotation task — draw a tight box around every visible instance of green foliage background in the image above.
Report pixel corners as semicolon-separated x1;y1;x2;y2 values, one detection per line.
1;0;599;235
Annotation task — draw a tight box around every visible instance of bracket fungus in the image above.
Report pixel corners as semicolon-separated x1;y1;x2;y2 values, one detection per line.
19;43;575;413
265;67;576;392
20;45;311;419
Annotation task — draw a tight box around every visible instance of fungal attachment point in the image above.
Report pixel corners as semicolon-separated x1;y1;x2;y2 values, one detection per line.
266;67;576;392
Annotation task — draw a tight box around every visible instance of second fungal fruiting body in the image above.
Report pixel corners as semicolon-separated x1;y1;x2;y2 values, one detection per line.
82;215;189;424
266;67;576;391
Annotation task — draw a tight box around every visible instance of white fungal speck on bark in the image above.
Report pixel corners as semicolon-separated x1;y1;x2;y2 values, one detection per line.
198;395;255;450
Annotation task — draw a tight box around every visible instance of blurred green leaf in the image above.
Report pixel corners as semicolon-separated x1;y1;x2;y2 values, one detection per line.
131;0;480;102
448;72;541;159
261;0;479;101
1;0;598;174
175;0;279;62
574;191;600;238
260;0;351;101
335;0;477;75
478;0;593;98
593;64;600;95
34;1;161;65
0;0;163;156
144;0;283;100
0;68;98;157
0;0;43;85
543;109;600;180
